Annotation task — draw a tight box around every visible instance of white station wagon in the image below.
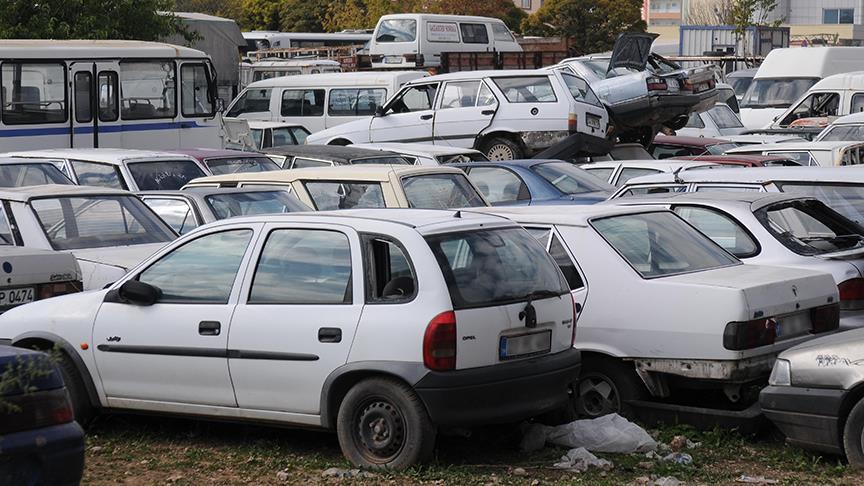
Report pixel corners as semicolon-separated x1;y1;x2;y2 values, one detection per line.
0;209;581;469
306;70;609;160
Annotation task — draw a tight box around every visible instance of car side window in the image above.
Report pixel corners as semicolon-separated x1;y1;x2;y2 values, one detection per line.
142;198;198;235
617;168;662;187
459;23;489;44
387;84;438;114
851;93;864;113
249;229;352;304
780;92;840;127
364;235;415;303
618;185;687;197
651;145;692;159
138;229;253;303
673;206;759;257
694;184;762;192
226;88;271;117
549;234;584;290
70;160;125;189
685;112;705;128
765;151;814;166
439;81;482;109
466;167;529;204
583;167;615;184
290;157;332;169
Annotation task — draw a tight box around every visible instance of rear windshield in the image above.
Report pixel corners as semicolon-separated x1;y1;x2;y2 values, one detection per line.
708;105;744;129
426;227;568;310
0;163;72;187
127;160;207;190
591;211;739;278
532;161;613;195
819;125;864;142
205;191;307;220
31;195;175;250
376;19;416;43
401;173;486;209
304;181;386;210
777;182;864;223
437;153;488;163
706;142;740;155
756;199;864;256
205;156;281;175
351;156;410;165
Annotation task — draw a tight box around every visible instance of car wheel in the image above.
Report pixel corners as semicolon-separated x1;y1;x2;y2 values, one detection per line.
336;377;436;469
57;352;95;426
575;357;647;419
843;398;864;468
482;137;523;160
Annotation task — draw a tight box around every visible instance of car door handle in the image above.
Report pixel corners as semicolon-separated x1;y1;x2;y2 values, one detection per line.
481;110;495;116
419;114;433;120
318;327;342;343
199;321;221;336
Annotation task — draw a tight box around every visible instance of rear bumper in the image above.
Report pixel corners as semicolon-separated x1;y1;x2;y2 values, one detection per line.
759;385;846;454
0;421;85;486
635;352;777;383
415;348;581;426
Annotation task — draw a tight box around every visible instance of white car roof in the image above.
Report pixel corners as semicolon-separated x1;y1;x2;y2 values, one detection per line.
608;190;810;210
5;148;197;164
720;134;805;144
351;143;483;157
187;164;465;185
621;166;864;185
828;111;864;126
808;70;864;91
245;121;308;129
0;184;132;202
725;141;861;153
246;71;424;89
417;70;555;83
581;160;719;171
473;204;662;228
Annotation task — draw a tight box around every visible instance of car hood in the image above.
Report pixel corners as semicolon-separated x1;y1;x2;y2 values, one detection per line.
607;32;659;74
306;117;372;145
71;243;165;271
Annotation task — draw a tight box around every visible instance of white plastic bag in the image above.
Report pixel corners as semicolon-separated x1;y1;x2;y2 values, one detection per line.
552;447;614;471
521;414;657;453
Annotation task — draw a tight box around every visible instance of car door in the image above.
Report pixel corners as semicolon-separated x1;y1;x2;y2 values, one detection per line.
92;226;259;407
433;80;497;148
227;223;363;414
525;226;588;322
370;83;439;143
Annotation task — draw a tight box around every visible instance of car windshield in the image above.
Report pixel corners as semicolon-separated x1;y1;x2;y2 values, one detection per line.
205;191;307;220
127;160;207;190
532;161;614;194
275;126;309;145
376;19;416;43
426;227;568;310
0;163;73;187
437;153;488;163
819;125;864;142
402;173;487;209
776;182;864;224
756;199;864;256
728;76;753;97
740;78;819;108
205;156;281;175
350;156;411;165
31;195;175;250
591;211;740;278
706;142;740;155
304;181;386;210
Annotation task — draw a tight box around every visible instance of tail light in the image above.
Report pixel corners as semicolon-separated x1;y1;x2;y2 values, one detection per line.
404;54;425;67
570;295;579;347
811;303;840;333
838;278;864;310
36;280;83;300
723;318;777;350
681;79;695;92
423;311;456;371
646;77;668;91
568;113;578;133
0;387;74;435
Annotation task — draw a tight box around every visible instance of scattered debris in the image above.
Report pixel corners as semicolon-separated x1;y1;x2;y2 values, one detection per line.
662;452;693;465
511;467;528;477
166;474;184;483
321;468;376;479
736;475;779;484
630;476;652;486
654;476;681;486
552;447;614;472
669;436;687;451
276;469;291;482
637;461;655;469
89;446;103;454
644;450;662;460
521;413;658;453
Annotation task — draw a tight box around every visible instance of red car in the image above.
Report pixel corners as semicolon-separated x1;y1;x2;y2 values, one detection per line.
169;148;281;176
672;154;803;167
649;135;740;159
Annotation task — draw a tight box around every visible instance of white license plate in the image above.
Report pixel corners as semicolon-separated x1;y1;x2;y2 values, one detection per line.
384;56;403;64
586;115;602;129
776;312;811;339
0;287;34;308
499;330;551;360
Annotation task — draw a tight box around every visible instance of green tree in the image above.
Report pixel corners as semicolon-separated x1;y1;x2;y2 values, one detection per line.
521;0;646;56
325;0;526;33
0;0;194;42
240;0;284;31
174;0;245;22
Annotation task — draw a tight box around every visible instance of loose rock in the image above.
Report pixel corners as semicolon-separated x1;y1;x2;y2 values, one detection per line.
654;477;681;486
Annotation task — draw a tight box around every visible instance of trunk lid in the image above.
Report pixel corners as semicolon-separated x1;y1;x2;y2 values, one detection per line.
607;33;659;74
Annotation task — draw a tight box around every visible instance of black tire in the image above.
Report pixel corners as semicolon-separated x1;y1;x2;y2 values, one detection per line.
336;377;436;469
574;355;648;419
843;398;864;468
481;137;523;160
57;352;96;426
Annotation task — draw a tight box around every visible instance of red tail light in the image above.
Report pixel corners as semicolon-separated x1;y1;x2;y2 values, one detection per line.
37;281;83;300
646;77;668;91
423;311;456;371
839;278;864;310
403;54;425;66
723;318;777;350
570;294;579;347
811;303;840;333
568;113;578;133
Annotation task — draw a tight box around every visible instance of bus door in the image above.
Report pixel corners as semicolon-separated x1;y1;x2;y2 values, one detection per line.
177;60;220;149
70;62;122;148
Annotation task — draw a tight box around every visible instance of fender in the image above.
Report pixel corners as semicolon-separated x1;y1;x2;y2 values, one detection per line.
13;330;101;408
318;360;428;429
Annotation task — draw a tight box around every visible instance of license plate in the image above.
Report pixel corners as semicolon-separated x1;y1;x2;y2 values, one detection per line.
384;56;403;64
586;115;602;129
0;287;34;308
499;330;551;360
775;312;811;340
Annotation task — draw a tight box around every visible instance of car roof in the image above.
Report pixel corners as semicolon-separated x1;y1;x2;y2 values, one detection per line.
473;204;664;227
727;68;757;77
581;160;719;171
264;145;403;161
0;157;63;165
609;190;807;209
187;165;465;185
169;148;265;160
5;148;197;164
829;111;864;126
725;140;863;153
621;166;864;185
139;186;292;197
652;135;734;147
245;71;422;89
417;69;554;83
351;143;482;157
246;120;309;129
673;154;793;163
451;159;559;168
0;184;132;202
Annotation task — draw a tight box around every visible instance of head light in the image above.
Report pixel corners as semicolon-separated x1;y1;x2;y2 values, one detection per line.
769;358;792;386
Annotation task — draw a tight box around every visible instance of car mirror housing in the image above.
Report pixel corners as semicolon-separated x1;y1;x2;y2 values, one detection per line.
375;106;386;117
117;280;162;306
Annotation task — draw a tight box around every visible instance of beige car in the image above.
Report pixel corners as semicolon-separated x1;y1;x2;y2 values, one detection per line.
183;165;489;210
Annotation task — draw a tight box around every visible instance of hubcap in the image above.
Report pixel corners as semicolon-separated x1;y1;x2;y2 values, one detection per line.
578;375;620;417
487;143;515;160
355;399;406;463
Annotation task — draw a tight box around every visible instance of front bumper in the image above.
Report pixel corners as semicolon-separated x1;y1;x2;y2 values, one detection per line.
759;385;846;454
415;348;581;426
0;421;85;486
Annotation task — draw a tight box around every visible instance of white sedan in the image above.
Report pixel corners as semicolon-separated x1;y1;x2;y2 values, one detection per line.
479;204;838;419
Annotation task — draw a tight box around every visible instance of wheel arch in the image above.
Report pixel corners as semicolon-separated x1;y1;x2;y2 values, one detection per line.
13;331;101;408
838;381;864;449
327;138;353;146
476;131;526;154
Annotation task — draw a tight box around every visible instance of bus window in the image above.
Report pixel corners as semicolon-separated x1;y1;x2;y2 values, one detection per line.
98;72;119;122
1;63;67;125
74;72;93;123
120;61;176;120
181;63;214;117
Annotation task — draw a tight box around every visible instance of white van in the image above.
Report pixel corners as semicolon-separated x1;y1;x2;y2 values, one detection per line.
239;59;342;89
740;47;864;129
769;71;864;129
224;71;427;133
369;14;522;69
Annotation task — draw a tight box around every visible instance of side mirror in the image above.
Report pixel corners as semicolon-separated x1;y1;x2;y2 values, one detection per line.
118;280;161;306
374;106;386;117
